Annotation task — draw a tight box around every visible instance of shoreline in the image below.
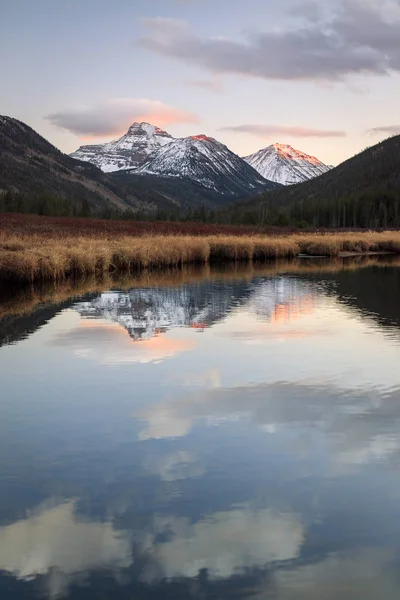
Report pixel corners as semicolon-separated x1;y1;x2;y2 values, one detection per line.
1;213;400;284
2;255;399;320
303;251;394;258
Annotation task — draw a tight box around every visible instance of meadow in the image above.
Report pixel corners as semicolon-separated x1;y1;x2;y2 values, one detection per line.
2;213;400;283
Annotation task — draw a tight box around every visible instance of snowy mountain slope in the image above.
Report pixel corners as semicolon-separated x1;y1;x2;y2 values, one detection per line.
70;122;173;172
244;143;331;186
134;134;276;196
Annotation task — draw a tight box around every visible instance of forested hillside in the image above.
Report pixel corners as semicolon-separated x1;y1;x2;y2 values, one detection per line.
226;135;400;228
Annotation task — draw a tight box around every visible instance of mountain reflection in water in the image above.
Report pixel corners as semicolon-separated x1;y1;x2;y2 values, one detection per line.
1;258;400;599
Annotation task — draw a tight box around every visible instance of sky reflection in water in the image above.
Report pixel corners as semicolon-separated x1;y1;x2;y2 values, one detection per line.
1;262;400;599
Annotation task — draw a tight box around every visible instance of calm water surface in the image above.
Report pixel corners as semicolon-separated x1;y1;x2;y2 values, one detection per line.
1;260;400;599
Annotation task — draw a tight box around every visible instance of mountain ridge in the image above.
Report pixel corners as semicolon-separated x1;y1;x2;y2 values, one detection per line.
70;122;328;190
133;133;277;196
226;134;400;228
0;115;274;215
243;142;331;185
71;123;278;197
0;115;131;211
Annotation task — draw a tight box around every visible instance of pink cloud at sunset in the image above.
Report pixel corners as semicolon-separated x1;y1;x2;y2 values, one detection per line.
46;98;199;139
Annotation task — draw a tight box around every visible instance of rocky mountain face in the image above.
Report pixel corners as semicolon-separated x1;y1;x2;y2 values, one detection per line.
71;123;173;173
134;134;276;196
244;143;331;186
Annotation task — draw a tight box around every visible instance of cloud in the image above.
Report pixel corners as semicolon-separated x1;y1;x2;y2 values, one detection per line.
0;500;132;598
46;98;199;137
188;78;224;93
152;506;304;579
367;125;400;136
219;124;346;139
139;1;400;82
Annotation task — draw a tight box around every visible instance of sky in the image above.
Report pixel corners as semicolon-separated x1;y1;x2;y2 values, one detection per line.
1;0;400;165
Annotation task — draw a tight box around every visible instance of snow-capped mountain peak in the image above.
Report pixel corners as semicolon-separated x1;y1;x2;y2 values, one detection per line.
272;143;322;165
189;134;214;142
70;123;278;197
244;143;331;186
70;122;173;172
126;122;168;136
134;134;274;196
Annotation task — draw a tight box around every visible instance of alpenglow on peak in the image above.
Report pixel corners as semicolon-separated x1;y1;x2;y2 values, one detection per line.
244;143;331;186
69;122;278;197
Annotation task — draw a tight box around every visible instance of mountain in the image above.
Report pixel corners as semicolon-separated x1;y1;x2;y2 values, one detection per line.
0;116;273;216
109;171;241;210
227;134;400;229
71;122;173;172
244;143;331;185
134;134;277;197
72;125;278;198
0;115;133;212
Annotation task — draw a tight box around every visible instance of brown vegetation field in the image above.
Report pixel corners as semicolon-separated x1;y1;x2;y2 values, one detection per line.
1;213;400;283
0;212;286;238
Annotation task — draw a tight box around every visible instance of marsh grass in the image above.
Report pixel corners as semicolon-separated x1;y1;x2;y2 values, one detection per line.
2;229;400;283
292;232;400;257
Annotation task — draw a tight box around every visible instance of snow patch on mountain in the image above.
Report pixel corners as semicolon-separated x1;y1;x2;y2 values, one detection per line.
134;134;272;196
70;122;278;197
70;122;172;172
244;143;331;186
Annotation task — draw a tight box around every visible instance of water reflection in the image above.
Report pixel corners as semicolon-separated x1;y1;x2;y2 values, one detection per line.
51;318;197;364
1;259;400;598
269;549;400;599
136;381;400;469
149;506;304;580
0;500;132;598
75;282;250;340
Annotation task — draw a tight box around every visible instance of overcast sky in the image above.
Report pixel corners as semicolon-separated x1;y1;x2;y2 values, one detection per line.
1;0;400;164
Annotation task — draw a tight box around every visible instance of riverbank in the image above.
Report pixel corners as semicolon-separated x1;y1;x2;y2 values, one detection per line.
1;214;400;283
2;256;399;320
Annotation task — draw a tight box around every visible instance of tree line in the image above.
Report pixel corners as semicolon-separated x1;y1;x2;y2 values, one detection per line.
2;188;400;229
225;190;400;229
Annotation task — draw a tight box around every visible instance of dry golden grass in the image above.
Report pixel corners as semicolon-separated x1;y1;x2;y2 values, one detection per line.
292;231;400;256
2;229;400;283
